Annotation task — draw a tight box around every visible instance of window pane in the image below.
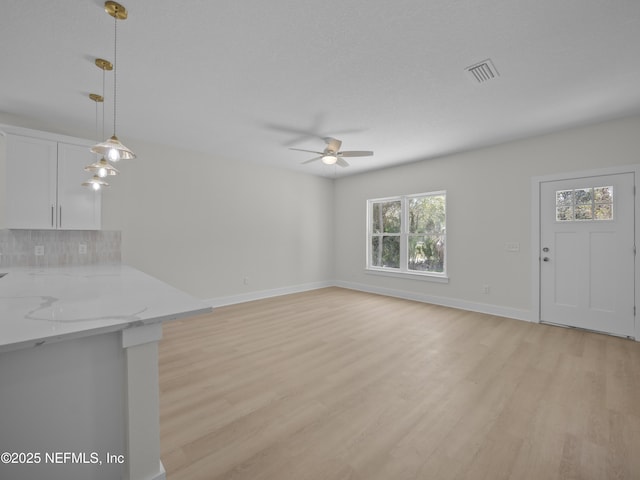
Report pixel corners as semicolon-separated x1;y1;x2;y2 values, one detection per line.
594;203;612;220
574;188;592;205
372;201;401;233
594;186;612;202
556;206;573;221
556;190;573;206
408;235;445;273
409;195;446;233
371;236;400;268
575;204;593;220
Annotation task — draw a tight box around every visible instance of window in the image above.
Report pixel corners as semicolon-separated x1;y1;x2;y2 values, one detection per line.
367;191;446;279
555;186;613;221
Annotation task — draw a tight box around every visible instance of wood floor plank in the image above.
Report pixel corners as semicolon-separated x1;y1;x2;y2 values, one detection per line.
159;287;640;479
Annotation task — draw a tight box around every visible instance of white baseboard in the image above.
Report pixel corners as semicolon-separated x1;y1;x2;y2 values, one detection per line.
205;281;334;307
150;461;166;480
334;280;533;322
204;279;533;323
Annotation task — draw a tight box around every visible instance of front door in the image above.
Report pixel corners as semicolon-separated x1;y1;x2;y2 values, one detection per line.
540;173;635;337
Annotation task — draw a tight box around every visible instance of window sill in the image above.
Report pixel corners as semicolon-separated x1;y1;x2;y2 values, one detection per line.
365;268;449;284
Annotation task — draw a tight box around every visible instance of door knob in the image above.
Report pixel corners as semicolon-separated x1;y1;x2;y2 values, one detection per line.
543;257;550;262
542;247;549;252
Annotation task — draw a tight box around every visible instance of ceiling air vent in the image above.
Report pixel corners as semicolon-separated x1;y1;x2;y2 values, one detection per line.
465;59;499;84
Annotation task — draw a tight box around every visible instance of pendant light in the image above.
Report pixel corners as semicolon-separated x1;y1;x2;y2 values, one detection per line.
85;59;119;183
85;156;119;177
91;1;135;162
82;175;110;191
83;91;110;190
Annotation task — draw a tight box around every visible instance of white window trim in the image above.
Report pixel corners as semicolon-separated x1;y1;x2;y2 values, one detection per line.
365;267;450;283
366;191;448;282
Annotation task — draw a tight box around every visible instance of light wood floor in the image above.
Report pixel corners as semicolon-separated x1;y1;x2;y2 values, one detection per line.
159;287;640;480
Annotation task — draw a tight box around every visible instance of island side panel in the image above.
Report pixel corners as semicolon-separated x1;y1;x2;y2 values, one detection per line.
0;331;126;480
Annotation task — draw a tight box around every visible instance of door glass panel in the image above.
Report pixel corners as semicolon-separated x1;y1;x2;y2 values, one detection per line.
555;186;613;222
556;190;573;206
594;204;612;220
574;188;592;205
556;206;573;221
575;204;593;220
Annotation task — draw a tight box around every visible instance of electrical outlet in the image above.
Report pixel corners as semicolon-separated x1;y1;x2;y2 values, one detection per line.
79;244;87;255
243;277;249;285
35;245;45;256
483;284;490;294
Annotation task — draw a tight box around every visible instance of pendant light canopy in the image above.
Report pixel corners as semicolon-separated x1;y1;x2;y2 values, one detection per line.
91;1;135;162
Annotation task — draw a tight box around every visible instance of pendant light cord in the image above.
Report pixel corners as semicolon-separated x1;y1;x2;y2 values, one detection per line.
102;67;106;140
94;95;99;141
113;15;118;137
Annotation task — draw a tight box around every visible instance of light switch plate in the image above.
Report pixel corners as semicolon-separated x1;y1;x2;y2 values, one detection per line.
505;242;520;252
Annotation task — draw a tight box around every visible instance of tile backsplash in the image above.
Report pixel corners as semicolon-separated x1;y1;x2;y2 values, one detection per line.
0;230;121;267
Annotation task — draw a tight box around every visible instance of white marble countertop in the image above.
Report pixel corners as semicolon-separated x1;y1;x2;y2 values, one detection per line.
0;264;212;353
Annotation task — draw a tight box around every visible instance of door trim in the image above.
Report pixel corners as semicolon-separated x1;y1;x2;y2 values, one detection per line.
531;164;640;341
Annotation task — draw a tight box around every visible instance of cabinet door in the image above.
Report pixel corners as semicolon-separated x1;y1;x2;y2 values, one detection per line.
57;143;102;230
6;134;58;229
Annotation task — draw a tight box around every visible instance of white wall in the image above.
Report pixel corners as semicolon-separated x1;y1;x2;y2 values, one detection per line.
100;139;335;301
333;115;640;319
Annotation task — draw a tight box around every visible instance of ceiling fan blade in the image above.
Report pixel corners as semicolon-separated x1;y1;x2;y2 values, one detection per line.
301;156;323;164
264;122;324;139
338;150;374;157
324;137;342;153
290;147;324;155
336;157;349;167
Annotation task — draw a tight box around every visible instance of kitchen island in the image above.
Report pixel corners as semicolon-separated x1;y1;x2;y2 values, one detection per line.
0;264;212;480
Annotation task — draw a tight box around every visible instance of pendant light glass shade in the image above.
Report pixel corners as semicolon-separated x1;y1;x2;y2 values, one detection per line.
91;2;135;161
91;135;135;161
85;157;120;177
82;175;110;191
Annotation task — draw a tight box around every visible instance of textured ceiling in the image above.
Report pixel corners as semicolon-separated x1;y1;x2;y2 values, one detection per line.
1;0;640;177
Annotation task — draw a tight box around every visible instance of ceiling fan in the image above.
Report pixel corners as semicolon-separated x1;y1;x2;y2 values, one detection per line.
290;137;373;167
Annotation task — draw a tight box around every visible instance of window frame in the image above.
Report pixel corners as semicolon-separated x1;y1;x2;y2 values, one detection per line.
366;191;448;282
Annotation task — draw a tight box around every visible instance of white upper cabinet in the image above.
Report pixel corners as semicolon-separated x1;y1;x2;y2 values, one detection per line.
4;128;102;230
56;142;102;230
6;134;58;229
